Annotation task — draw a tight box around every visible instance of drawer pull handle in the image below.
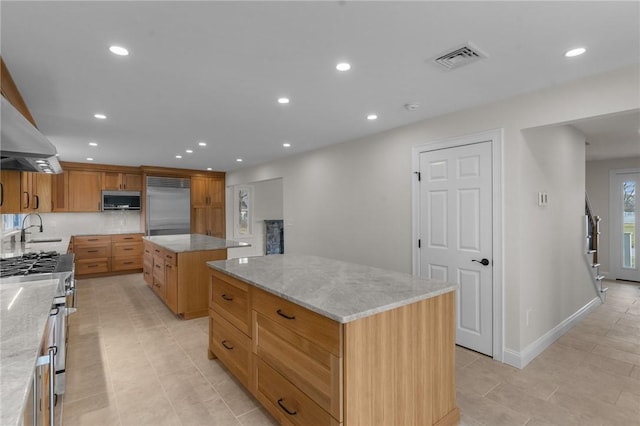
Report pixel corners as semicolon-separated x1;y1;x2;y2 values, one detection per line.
123;262;134;265
277;399;297;416
124;248;133;251
221;340;234;350
88;249;99;253
88;238;98;241
276;309;295;320
221;294;234;301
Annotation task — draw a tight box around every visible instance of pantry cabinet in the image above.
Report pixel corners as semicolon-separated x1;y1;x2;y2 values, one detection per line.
0;169;22;214
191;175;225;238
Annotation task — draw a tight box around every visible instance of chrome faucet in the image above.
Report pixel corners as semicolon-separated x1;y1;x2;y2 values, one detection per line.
20;213;44;242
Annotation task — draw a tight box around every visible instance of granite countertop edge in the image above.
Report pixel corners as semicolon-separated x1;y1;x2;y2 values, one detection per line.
143;234;249;253
208;256;458;324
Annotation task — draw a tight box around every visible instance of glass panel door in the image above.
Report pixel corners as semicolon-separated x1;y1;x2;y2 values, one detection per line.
611;170;640;282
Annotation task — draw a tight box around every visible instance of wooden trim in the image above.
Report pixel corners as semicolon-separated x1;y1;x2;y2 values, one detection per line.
141;165;225;178
0;57;36;127
60;161;142;174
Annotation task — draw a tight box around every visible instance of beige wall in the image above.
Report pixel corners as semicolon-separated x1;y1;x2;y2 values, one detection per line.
226;64;640;358
586;156;640;274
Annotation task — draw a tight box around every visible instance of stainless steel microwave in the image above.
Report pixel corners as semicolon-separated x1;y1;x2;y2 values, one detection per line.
101;190;141;211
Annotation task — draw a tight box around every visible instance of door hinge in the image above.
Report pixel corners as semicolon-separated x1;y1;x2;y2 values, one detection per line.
418;239;421;248
414;171;421;181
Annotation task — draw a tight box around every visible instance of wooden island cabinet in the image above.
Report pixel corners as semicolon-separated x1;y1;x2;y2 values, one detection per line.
71;233;143;278
208;255;460;426
143;234;247;319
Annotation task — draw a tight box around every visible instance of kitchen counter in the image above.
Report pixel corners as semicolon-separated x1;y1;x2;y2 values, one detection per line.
208;254;457;323
0;276;62;426
1;236;71;258
143;234;249;253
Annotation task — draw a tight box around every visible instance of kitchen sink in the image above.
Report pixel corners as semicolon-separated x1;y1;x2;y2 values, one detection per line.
28;238;63;243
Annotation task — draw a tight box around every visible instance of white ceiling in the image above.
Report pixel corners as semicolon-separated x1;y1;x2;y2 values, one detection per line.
1;1;639;172
572;110;640;161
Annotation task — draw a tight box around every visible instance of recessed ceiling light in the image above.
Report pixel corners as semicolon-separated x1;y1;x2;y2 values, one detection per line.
277;97;290;104
236;158;243;162
565;47;586;57
282;143;291;148
198;141;207;147
94;113;107;119
109;45;129;56
336;62;351;71
367;114;378;120
207;167;212;171
175;155;182;159
86;157;94;161
185;149;193;154
89;142;98;146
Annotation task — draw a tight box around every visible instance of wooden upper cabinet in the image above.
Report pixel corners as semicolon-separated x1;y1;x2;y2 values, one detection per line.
0;170;22;214
0;57;36;127
190;175;226;238
52;171;69;212
102;172;142;191
191;176;209;207
21;172;52;213
68;170;102;212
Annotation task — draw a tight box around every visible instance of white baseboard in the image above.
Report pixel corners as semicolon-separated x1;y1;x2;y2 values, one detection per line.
501;297;601;369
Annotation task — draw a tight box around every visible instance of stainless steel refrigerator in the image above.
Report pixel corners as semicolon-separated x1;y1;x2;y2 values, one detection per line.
146;176;191;235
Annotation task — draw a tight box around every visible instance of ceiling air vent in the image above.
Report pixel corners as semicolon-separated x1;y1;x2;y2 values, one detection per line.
433;43;487;71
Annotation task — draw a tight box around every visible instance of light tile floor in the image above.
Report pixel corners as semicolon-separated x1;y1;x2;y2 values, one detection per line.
62;275;639;426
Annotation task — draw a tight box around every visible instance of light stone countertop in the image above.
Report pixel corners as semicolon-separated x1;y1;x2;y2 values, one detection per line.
0;277;62;426
208;254;458;323
143;234;249;253
1;236;71;258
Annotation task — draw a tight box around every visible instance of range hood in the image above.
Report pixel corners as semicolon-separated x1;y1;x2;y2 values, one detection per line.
1;96;62;174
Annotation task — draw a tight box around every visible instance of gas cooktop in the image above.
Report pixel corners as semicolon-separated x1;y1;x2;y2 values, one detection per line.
0;251;62;278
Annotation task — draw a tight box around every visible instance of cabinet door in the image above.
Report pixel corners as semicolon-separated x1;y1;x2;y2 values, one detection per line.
165;262;178;313
123;173;142;191
191;176;209;207
68;170;102;211
102;172;122;190
34;173;52;212
0;169;21;213
20;172;33;211
51;171;69;212
191;206;209;235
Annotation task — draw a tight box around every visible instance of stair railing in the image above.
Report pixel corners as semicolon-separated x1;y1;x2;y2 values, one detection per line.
585;193;607;301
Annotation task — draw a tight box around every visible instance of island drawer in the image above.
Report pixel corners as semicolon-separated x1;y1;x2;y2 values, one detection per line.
112;255;142;271
143;256;153;285
153;255;165;283
209;309;251;388
252;287;342;356
254;357;340;426
164;250;177;266
76;258;109;275
211;270;251;336
254;312;342;421
143;240;153;257
74;245;111;259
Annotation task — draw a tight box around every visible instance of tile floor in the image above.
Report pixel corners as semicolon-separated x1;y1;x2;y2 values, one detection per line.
62;275;640;426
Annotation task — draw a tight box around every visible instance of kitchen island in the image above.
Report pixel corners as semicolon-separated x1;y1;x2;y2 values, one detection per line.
143;234;248;319
0;277;63;426
207;254;460;426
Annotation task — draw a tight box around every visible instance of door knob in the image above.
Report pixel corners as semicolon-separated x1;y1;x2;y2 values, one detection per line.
472;258;490;266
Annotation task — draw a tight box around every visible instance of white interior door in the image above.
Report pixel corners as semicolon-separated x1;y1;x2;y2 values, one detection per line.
610;170;639;282
419;141;493;356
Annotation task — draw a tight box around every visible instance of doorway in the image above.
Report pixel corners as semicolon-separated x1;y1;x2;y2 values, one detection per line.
412;130;503;359
610;169;639;282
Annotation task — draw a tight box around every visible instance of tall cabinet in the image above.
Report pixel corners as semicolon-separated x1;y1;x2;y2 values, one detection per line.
191;174;225;238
